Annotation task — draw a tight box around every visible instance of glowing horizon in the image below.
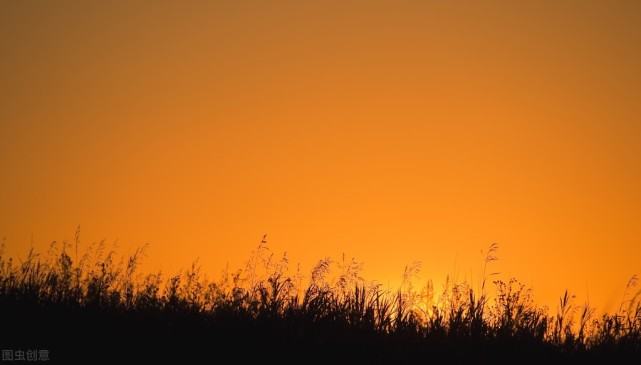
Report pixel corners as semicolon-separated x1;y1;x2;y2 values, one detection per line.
1;1;640;315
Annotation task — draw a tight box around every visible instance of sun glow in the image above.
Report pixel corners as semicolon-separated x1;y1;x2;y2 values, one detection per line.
1;0;640;319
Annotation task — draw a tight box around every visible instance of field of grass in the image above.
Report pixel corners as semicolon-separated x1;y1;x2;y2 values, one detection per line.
1;233;639;363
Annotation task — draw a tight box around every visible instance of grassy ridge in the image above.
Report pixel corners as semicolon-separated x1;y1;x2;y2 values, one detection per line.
1;234;639;363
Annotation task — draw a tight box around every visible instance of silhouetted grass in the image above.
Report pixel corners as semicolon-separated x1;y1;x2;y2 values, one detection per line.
0;233;639;363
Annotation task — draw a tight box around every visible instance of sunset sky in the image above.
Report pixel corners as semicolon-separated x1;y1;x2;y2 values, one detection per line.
1;1;640;313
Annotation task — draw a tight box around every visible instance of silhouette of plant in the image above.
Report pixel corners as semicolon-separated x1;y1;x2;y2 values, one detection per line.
0;234;639;362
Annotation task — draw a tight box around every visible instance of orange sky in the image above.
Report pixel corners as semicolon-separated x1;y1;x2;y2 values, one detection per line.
1;1;640;313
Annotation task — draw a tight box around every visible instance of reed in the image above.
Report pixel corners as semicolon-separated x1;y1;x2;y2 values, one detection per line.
0;233;639;362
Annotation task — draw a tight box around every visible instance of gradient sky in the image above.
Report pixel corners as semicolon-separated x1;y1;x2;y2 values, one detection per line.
1;1;640;313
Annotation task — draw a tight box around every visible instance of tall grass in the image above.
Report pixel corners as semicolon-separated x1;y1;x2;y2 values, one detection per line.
0;233;639;362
